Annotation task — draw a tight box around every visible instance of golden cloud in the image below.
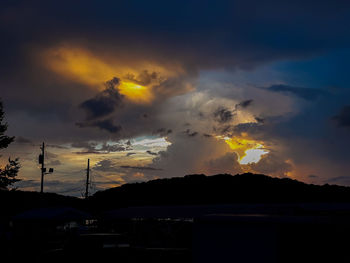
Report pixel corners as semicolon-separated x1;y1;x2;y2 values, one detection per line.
42;45;194;104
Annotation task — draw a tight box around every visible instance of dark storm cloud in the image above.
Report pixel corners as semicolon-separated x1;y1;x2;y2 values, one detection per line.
333;105;350;127
72;140;129;154
214;108;234;123
238;99;253;108
2;0;350;76
265;84;327;100
184;129;198;137
76;119;122;133
232;122;263;134
212;100;253;125
95;141;131;152
100;144;126;152
146;150;158;156
152;128;172;137
80;78;123;120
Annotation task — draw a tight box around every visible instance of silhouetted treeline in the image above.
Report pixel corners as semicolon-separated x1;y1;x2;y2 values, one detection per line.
89;173;350;211
0;190;83;217
3;173;350;216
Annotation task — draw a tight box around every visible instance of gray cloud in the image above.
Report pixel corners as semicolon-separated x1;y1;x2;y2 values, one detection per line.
76;119;122;134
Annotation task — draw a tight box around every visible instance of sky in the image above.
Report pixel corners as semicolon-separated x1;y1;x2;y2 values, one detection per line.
1;0;350;196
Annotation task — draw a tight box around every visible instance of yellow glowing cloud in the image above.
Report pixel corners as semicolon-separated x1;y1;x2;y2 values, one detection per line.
217;135;269;165
44;47;154;103
118;81;154;103
42;46;179;104
45;47;116;87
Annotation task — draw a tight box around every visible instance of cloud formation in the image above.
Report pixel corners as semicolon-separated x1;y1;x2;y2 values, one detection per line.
1;0;350;196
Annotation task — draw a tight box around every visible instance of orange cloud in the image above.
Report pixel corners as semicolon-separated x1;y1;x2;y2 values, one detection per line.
42;45;192;104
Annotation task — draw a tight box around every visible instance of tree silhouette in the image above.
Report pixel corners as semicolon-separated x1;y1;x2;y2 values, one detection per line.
0;99;20;190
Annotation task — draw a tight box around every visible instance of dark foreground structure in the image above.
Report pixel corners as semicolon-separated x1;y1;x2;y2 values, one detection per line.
3;203;350;263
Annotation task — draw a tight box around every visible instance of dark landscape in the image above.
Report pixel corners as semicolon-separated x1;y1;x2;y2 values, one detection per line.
2;173;350;262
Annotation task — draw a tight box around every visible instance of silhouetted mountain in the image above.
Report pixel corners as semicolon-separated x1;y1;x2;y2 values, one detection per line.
89;173;350;211
3;173;350;217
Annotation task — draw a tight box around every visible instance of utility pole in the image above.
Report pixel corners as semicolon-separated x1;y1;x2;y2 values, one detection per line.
40;142;45;193
39;142;54;193
85;159;90;199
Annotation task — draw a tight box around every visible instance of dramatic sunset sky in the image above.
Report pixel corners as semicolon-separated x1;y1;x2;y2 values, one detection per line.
1;0;350;196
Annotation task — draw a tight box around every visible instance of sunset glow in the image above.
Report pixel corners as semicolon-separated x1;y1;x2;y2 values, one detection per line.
44;47;116;87
118;81;153;103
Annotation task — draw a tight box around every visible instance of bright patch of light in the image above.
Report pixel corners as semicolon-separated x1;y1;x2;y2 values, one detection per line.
132;137;171;148
217;135;269;165
118;81;153;103
240;149;269;165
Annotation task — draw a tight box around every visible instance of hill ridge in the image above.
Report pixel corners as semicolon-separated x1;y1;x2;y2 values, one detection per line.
89;173;350;210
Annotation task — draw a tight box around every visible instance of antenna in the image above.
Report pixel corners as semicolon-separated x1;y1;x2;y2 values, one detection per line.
85;159;90;199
